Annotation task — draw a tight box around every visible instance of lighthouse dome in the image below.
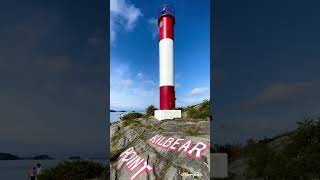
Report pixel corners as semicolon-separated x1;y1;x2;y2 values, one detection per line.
158;1;175;18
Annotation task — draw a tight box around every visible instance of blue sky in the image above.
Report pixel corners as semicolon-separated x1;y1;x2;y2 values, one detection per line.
110;0;210;111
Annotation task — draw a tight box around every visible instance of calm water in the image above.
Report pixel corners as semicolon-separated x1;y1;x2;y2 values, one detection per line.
110;112;123;122
0;159;106;180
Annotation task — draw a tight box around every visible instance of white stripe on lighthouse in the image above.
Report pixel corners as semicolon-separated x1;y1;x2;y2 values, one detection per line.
159;38;174;86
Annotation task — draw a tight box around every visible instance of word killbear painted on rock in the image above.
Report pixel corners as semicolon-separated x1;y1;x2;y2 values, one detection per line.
148;134;209;160
118;147;152;180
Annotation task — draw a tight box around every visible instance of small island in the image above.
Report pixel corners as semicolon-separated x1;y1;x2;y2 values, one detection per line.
110;109;126;112
0;153;55;160
0;153;22;160
33;154;54;160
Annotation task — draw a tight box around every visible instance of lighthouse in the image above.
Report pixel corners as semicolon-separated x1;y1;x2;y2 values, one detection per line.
155;3;181;121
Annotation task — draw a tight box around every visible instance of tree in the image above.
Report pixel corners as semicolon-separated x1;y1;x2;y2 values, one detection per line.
145;105;157;117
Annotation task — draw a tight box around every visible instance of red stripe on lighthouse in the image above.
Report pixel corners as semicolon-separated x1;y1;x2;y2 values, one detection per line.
158;15;175;41
160;86;175;110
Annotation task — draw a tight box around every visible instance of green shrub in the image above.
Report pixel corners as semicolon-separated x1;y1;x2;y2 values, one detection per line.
38;160;106;180
176;107;185;111
187;99;211;119
121;112;143;121
145;105;157;117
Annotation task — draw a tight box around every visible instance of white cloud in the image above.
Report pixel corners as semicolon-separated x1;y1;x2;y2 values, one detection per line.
176;87;210;107
177;98;208;108
110;63;133;87
110;64;210;110
148;17;158;39
110;63;158;110
110;0;142;45
119;79;133;86
189;87;209;96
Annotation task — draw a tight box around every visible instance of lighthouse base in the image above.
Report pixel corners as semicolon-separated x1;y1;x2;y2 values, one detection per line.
154;110;181;121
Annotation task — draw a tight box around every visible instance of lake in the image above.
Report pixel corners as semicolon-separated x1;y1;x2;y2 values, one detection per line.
0;159;107;180
110;112;123;122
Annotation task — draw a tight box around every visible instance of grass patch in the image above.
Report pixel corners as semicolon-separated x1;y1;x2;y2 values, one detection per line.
128;119;164;131
121;112;143;127
122;112;143;121
111;128;122;157
185;99;211;119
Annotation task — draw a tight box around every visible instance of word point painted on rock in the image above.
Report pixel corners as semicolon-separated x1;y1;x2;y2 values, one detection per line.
118;147;152;180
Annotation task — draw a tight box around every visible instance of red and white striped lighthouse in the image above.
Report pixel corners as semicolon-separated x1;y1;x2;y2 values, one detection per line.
155;3;181;120
159;5;175;110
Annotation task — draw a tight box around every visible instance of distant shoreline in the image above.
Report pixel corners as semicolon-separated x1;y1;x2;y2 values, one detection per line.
110;110;145;113
110;110;126;112
110;111;146;123
0;153;55;160
0;153;108;161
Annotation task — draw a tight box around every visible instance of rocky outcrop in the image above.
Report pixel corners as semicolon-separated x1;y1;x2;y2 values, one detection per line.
110;117;210;180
